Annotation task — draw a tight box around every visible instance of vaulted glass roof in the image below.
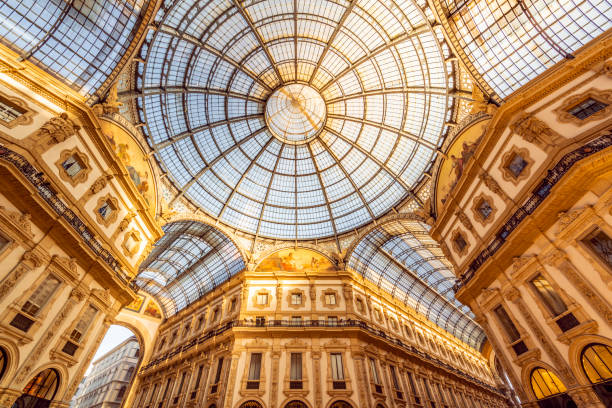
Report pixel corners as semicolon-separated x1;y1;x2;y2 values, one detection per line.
135;0;455;240
441;0;611;100
348;218;485;349
0;0;149;97
135;221;245;317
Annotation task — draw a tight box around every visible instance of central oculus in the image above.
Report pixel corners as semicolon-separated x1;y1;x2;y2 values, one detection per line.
265;84;326;144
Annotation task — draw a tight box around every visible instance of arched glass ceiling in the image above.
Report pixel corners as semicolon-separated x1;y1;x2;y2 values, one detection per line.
134;0;456;241
0;0;148;96
135;220;245;317
348;218;486;349
441;0;611;99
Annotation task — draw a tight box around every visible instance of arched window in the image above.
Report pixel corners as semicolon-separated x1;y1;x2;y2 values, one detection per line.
581;343;612;384
0;347;6;382
239;401;263;408
530;367;567;400
12;368;60;408
581;343;612;406
285;401;308;408
329;402;353;408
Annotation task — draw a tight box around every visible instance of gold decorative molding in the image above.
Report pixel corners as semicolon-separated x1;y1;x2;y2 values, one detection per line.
451;228;470;257
94;194;119;227
509;112;562;149
34;112;80;146
55;147;91;186
454;209;474;232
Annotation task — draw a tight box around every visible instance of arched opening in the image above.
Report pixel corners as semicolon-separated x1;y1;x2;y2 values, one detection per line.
530;367;576;408
239;401;263;408
581;343;612;405
285;401;308;408
69;325;141;407
329;401;353;408
12;368;59;408
0;347;7;382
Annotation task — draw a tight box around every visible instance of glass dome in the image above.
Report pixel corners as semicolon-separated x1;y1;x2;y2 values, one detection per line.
136;0;454;240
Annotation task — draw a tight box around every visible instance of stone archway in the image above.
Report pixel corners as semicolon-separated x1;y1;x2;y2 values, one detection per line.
329;401;353;408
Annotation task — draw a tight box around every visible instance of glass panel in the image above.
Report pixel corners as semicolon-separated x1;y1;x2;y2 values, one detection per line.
62;155;84;178
444;0;611;98
568;98;608;119
530;367;567;399
135;0;453;240
530;275;568;317
22;275;61;316
493;306;521;343
369;358;380;384
0;0;149;96
584;230;612;269
71;305;98;342
581;344;612;384
290;353;302;380
330;353;344;381
507;154;527;178
348;219;485;349
248;353;262;381
0;96;25;122
135;221;245;316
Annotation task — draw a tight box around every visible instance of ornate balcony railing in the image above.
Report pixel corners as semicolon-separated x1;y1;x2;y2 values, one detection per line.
453;131;612;292
141;318;503;395
0;145;132;286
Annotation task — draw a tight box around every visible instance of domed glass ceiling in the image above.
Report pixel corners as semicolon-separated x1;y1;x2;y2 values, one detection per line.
136;0;454;240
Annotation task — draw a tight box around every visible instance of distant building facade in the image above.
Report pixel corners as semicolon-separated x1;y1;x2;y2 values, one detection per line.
72;337;139;408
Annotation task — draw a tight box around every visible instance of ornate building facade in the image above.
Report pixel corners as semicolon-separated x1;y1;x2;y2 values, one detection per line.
0;0;608;408
72;337;139;408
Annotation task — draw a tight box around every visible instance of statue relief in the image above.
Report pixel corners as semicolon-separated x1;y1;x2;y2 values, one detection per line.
510;113;560;148
36;112;80;145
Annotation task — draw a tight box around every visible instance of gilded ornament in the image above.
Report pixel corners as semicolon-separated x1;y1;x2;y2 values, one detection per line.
36;112;80;144
510;113;560;148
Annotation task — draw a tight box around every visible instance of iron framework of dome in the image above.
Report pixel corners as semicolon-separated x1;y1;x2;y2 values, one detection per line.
134;0;456;241
0;0;149;97
347;218;485;349
135;220;245;316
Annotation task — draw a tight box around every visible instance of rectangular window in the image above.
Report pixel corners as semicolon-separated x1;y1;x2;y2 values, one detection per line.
149;384;158;404
507;153;528;178
70;305;98;343
493;306;521;342
214;357;224;384
369;358;381;384
62;155;84;178
583;230;612;270
98;200;114;220
22;275;61;316
477;199;493;219
255;316;265;326
177;372;187;396
230;298;237;311
530;275;568;317
291;316;302;325
257;293;268;305
291;293;302;305
290;353;302;380
248;353;262;381
0;95;26;123
193;365;203;390
330;353;344;381
212;308;219;321
407;371;418;395
390;365;400;389
567;98;608;120
161;378;172;403
325;293;336;305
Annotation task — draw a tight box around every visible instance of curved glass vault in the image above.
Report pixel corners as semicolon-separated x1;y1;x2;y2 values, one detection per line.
135;0;455;240
0;0;149;97
442;0;611;99
348;218;485;349
135;220;245;317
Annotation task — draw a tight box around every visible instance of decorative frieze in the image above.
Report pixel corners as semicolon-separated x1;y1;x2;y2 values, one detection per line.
510;113;561;149
35;113;80;146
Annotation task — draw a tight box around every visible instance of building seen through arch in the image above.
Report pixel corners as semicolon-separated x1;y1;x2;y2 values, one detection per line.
0;0;610;408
